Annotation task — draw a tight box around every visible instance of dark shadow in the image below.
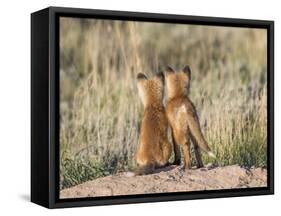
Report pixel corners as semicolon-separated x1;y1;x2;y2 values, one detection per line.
19;194;30;202
152;165;178;174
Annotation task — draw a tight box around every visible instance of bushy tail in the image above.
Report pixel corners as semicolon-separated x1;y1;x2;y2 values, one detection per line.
124;164;155;177
187;112;215;158
134;163;155;176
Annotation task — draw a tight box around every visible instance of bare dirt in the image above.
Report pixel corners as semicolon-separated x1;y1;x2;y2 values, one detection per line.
60;164;267;199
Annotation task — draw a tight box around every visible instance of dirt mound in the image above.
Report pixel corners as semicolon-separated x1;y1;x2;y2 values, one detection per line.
60;165;267;199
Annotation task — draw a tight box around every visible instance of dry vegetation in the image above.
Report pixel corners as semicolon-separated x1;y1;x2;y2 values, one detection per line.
59;17;267;190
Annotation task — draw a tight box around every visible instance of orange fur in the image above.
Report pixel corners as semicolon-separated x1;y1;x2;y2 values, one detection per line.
165;66;215;170
135;72;172;175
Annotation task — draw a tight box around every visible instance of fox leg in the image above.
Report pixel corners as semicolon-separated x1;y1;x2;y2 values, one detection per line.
182;139;192;170
171;130;181;165
160;140;172;167
191;136;204;168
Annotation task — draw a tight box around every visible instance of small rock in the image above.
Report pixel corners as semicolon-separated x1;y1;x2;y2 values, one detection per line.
167;175;176;181
153;175;160;180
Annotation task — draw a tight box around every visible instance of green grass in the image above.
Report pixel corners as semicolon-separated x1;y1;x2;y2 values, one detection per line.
59;18;267;189
60;149;137;189
60;154;110;190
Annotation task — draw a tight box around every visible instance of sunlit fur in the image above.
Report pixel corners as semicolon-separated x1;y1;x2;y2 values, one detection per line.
165;66;214;170
135;72;172;175
165;66;191;100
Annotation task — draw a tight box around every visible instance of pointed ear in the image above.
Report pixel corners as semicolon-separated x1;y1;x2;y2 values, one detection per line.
182;65;191;79
155;71;164;85
164;65;175;75
137;73;148;81
137;73;147;105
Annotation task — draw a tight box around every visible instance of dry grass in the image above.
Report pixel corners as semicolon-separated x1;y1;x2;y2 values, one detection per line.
59;17;267;189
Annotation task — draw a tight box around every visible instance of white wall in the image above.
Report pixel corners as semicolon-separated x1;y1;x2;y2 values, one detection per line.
0;0;279;215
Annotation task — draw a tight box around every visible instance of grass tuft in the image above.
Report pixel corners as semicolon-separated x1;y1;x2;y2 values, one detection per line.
59;18;267;189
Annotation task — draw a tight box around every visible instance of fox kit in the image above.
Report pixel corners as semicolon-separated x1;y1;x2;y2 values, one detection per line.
164;65;215;170
135;72;172;175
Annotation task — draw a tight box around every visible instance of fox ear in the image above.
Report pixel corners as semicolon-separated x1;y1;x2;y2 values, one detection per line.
155;71;165;85
182;65;191;79
137;73;148;81
164;66;175;74
137;73;147;105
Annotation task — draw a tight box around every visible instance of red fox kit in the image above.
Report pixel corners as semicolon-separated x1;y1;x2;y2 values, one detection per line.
134;72;172;175
165;65;215;170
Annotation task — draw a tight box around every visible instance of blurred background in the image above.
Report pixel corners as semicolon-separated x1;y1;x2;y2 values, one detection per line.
59;17;267;190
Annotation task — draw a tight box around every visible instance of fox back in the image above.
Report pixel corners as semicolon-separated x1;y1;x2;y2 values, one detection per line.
136;72;171;172
165;66;214;169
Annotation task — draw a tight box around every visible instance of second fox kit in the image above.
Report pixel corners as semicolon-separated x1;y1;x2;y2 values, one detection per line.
135;72;172;175
165;65;215;170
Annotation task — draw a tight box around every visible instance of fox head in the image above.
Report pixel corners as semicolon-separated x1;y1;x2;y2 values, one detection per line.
164;65;191;99
137;72;165;107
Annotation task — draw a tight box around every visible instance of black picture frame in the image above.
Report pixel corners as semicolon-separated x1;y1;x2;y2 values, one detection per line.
31;6;274;209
